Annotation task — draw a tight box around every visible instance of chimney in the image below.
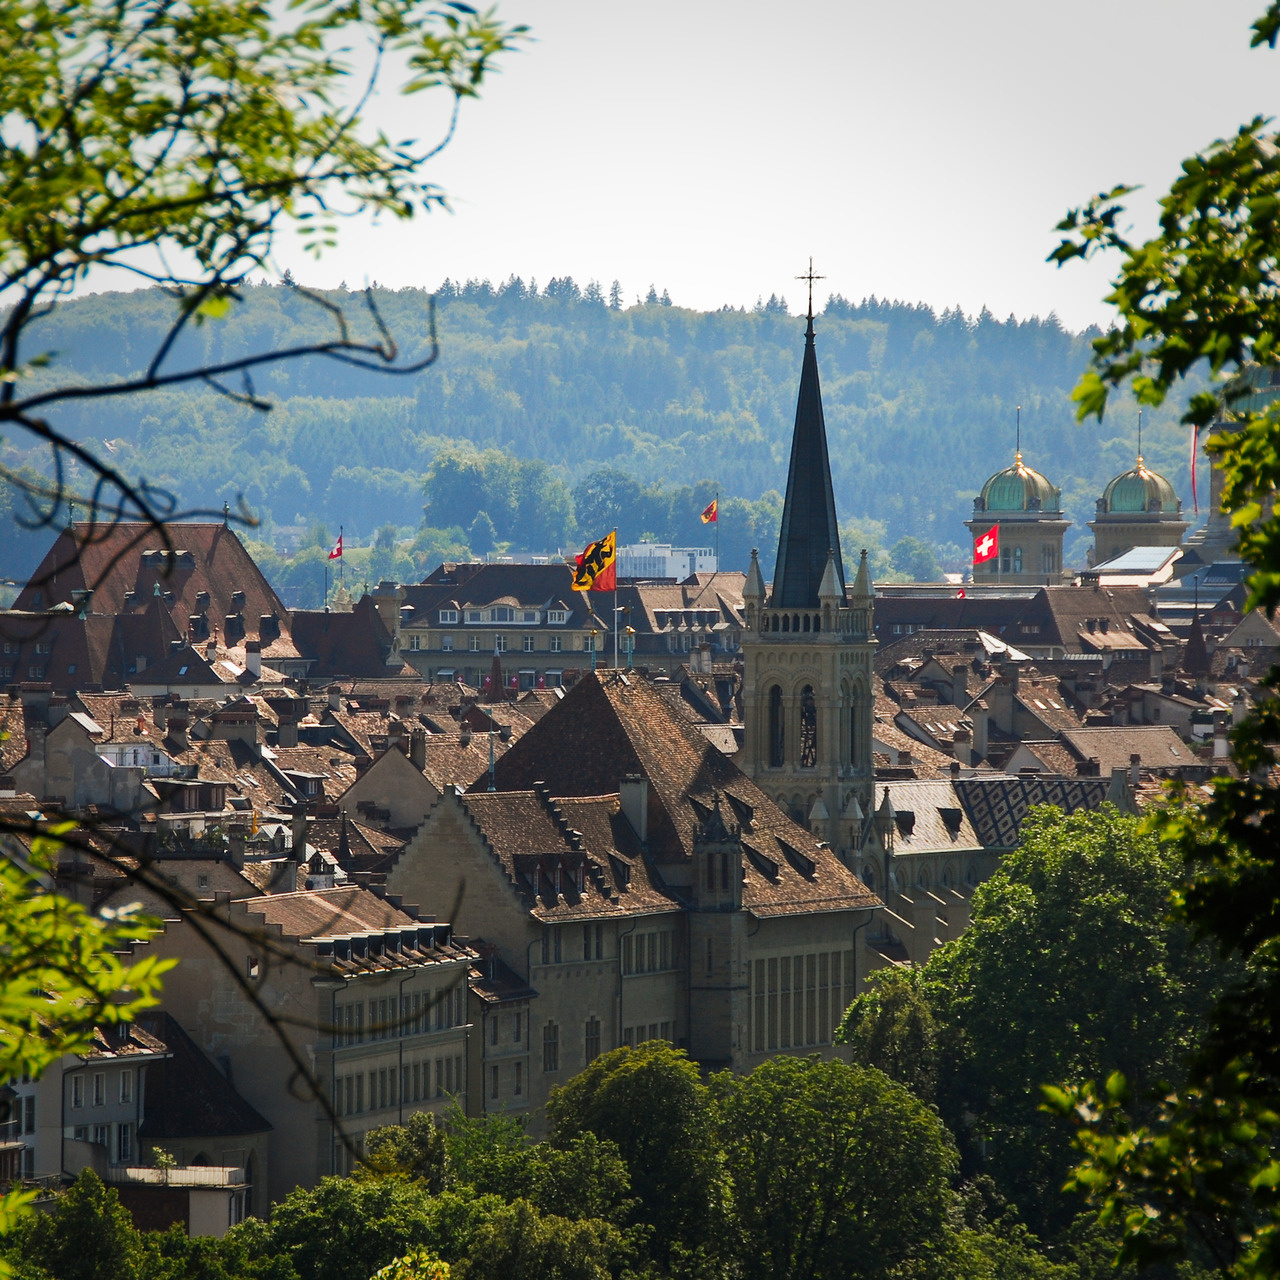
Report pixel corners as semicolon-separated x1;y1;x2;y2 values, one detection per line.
951;663;968;707
152;696;168;734
459;727;472;748
499;724;512;743
619;772;648;843
167;706;190;751
953;725;973;767
409;728;427;770
1129;751;1141;789
244;640;262;678
1213;710;1231;762
277;711;298;749
227;824;247;869
327;684;342;712
291;802;307;862
1233;692;1248;728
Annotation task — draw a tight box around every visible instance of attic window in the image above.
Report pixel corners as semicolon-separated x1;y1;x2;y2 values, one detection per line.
439;609;458;624
547;610;568;625
178;666;188;676
939;807;963;835
743;843;780;880
779;840;816;878
893;809;916;838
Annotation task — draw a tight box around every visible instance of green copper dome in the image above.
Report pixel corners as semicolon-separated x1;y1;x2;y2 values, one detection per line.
1101;458;1179;514
979;453;1061;513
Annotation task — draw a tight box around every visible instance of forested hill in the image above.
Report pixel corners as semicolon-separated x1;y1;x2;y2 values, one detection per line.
5;278;1201;586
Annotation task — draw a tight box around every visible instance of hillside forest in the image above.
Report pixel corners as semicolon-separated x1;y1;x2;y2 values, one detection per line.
3;279;1205;605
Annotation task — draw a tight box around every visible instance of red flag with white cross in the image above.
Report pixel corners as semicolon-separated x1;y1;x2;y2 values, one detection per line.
973;525;998;564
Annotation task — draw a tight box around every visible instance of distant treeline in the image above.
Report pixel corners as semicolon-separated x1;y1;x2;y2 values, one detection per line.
3;277;1204;587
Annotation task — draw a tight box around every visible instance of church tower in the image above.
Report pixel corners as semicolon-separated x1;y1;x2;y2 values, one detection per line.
740;305;875;857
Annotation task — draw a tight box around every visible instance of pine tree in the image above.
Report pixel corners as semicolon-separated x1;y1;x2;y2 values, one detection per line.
609;279;623;309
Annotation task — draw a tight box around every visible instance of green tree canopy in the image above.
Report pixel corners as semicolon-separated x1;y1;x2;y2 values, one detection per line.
711;1057;958;1280
843;805;1224;1239
545;1041;726;1268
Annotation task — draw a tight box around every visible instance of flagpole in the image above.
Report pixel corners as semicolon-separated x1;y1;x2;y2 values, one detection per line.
613;527;619;670
715;490;719;570
339;525;344;585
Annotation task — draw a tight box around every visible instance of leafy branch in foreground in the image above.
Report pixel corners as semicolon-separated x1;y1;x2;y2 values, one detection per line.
0;0;526;539
1046;6;1280;1276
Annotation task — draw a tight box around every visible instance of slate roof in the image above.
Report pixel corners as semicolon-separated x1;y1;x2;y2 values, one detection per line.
403;563;597;627
877;779;984;855
771;315;846;609
484;671;879;918
952;775;1112;850
135;1012;271;1140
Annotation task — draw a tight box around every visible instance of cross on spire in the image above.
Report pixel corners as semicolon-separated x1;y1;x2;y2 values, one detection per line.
796;257;825;322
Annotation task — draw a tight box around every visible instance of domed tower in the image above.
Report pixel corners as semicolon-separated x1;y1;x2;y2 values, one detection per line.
1088;455;1187;566
966;450;1070;585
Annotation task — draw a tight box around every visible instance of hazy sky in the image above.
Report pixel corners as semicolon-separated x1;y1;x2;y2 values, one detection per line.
275;0;1280;332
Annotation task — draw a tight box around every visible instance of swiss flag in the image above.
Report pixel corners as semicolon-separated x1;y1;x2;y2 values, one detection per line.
973;525;999;565
328;533;343;561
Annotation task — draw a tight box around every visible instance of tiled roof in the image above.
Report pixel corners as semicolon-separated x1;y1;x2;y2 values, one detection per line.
404;564;596;624
484;672;879;918
290;598;404;679
238;884;418;941
953;775;1111;850
0;695;27;772
135;1012;271;1139
81;1022;169;1060
454;789;674;921
1059;725;1196;774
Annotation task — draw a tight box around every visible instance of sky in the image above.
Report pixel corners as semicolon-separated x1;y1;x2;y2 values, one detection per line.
271;0;1279;333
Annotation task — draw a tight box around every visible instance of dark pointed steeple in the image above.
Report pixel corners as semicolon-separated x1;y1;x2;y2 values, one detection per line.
771;309;846;609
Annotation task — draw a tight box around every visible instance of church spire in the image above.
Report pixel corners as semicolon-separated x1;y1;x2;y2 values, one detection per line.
771;300;846;610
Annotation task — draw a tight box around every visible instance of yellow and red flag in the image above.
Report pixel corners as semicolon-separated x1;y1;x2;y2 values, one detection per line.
701;498;718;524
573;531;617;592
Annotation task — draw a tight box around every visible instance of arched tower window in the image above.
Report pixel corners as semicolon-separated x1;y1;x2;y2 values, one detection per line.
768;686;785;768
799;685;817;769
1013;545;1023;573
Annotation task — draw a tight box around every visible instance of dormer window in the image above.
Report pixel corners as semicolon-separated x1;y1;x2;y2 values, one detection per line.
491;607;513;623
465;610;483;624
438;609;458;624
547;610;567;625
523;610;538;623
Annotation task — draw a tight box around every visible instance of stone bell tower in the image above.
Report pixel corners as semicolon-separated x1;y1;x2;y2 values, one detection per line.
740;306;876;858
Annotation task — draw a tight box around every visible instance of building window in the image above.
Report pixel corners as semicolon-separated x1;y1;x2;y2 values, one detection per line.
247;955;261;980
799;685;817;769
548;610;567;624
439;609;458;624
465;611;483;624
72;1075;83;1108
585;1017;601;1063
514;1012;522;1043
553;927;562;963
27;666;44;679
442;635;454;652
490;1017;498;1046
543;1021;559;1073
92;1073;105;1107
197;874;209;890
495;634;507;653
492;607;513;623
119;1070;133;1104
550;637;562;653
514;1061;523;1096
490;1066;499;1100
93;1124;109;1148
1013;545;1023;573
469;636;480;652
523;635;535;652
768;685;785;768
408;634;420;651
117;1123;132;1164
